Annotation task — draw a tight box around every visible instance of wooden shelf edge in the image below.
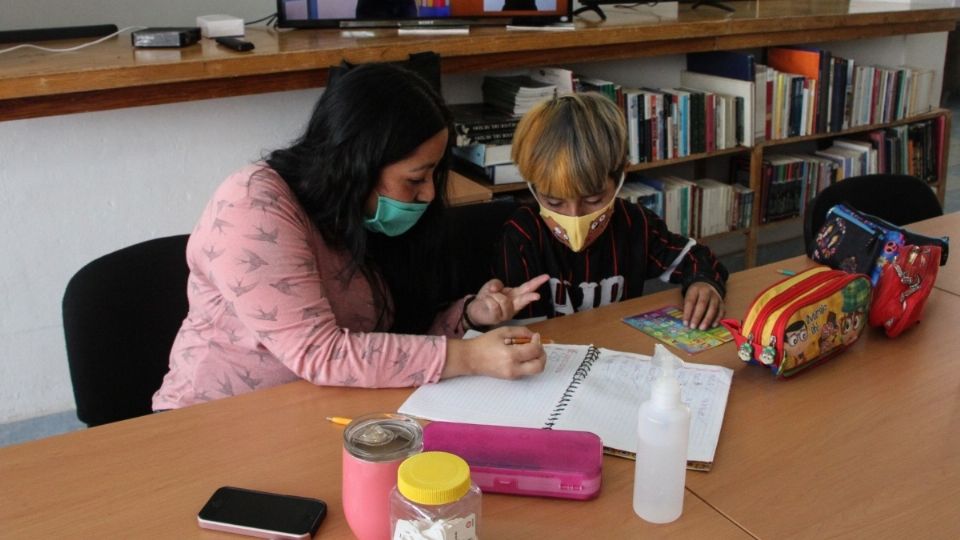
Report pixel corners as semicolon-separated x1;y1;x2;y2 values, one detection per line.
695;227;751;243
2;15;957;121
627;146;749;172
757;108;949;149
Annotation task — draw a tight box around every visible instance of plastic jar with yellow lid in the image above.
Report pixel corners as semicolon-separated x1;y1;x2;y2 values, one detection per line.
389;451;482;539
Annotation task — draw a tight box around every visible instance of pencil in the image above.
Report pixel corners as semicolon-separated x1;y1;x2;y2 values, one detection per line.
504;337;554;345
326;416;352;426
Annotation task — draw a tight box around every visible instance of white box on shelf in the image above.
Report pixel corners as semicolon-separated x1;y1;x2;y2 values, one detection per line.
197;14;244;38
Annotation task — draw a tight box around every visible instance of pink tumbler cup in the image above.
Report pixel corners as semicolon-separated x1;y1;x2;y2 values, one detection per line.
342;413;423;540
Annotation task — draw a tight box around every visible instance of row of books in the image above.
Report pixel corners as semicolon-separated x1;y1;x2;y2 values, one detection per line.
622;175;754;239
478;68;754;166
455;54;942;191
733;154;840;224
813;119;942;184
731;118;944;224
687;49;935;143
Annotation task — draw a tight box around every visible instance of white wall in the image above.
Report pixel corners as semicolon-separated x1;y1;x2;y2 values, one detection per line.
0;91;320;422
0;0;949;423
0;0;276;29
0;1;281;422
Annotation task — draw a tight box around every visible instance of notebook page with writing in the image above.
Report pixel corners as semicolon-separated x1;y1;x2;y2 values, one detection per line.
398;343;733;469
399;344;590;427
551;347;733;467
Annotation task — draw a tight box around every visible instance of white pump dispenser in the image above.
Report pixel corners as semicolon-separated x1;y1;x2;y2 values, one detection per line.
633;344;691;523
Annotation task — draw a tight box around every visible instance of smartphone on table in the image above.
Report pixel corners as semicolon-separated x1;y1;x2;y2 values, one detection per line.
197;486;327;539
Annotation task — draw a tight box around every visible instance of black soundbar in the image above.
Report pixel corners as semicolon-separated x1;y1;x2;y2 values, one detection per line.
0;24;118;44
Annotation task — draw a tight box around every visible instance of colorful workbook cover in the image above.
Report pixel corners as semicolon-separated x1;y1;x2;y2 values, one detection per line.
623;306;733;354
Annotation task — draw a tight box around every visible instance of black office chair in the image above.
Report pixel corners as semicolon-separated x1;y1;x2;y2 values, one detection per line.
438;198;521;303
803;174;943;258
62;235;190;427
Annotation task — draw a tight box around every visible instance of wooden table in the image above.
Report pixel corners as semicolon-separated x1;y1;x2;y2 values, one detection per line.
907;211;960;297
532;263;960;539
524;211;960;538
2;215;957;539
0;381;748;539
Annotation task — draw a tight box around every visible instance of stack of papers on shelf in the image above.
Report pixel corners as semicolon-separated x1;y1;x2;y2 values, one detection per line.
482;75;557;116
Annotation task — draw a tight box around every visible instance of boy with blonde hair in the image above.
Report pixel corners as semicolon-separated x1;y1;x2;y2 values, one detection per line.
495;93;728;329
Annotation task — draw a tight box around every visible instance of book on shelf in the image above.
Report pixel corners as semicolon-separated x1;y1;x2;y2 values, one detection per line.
482;75;557;116
694;178;735;237
831;139;878;175
398;343;734;470
455;130;514;147
661;88;692;157
680;70;754;146
767;46;832;134
577;75;621;104
815;145;868;180
451;142;512;167
637;175;697;237
686;50;756;82
640;87;668;161
451;154;524;186
621;178;664;217
623;88;642;164
730;183;755;231
448;102;520;147
448;103;521;133
529;66;577;95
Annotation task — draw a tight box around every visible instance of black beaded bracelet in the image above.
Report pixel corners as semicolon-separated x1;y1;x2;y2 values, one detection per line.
462;295;489;331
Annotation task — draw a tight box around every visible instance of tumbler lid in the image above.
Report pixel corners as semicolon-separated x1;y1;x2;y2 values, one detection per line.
343;413;423;462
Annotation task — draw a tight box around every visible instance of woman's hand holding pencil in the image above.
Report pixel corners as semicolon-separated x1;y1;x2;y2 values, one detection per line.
443;326;547;381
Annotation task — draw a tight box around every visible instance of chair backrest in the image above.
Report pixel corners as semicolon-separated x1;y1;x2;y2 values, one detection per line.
438;198;521;303
62;235;190;427
803;174;942;257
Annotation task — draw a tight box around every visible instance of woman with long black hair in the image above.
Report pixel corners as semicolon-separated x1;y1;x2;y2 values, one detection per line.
153;64;547;410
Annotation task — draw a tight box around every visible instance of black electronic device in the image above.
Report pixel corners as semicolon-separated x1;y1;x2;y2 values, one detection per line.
131;27;201;48
276;0;572;29
216;36;255;52
197;486;327;540
573;0;734;21
0;24;118;44
689;0;734;12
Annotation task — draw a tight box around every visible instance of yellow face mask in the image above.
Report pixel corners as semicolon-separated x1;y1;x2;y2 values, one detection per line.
529;175;625;253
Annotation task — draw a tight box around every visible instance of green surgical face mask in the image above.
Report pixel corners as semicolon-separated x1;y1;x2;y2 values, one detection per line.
363;194;429;237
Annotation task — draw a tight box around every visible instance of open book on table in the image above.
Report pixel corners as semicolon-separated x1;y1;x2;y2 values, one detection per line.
398;344;733;471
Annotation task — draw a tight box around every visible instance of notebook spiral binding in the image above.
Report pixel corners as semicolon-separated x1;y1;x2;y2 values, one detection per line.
544;345;601;428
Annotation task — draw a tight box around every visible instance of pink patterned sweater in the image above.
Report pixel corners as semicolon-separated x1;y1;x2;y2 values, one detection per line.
152;165;466;410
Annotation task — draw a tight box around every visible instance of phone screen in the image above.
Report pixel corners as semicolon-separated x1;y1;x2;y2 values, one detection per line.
198;486;327;538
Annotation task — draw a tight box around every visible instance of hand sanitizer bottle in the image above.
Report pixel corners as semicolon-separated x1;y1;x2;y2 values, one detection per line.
633;344;690;523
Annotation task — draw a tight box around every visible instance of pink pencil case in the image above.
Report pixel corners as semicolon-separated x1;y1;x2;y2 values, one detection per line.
422;421;603;500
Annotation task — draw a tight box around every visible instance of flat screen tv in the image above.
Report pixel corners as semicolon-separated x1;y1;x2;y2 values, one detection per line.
277;0;572;28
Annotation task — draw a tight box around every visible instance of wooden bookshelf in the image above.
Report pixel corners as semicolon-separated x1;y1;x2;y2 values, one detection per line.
626;145;750;173
1;2;958;122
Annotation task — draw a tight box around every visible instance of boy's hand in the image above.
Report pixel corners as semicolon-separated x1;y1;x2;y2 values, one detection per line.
683;282;724;330
467;274;550;326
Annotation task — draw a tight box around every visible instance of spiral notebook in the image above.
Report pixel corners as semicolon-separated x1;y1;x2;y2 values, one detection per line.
399;344;733;471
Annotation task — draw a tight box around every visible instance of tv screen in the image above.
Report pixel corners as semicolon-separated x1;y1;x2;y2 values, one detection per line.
277;0;571;28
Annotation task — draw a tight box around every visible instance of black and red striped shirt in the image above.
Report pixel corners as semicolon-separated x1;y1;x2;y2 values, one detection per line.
495;199;728;320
